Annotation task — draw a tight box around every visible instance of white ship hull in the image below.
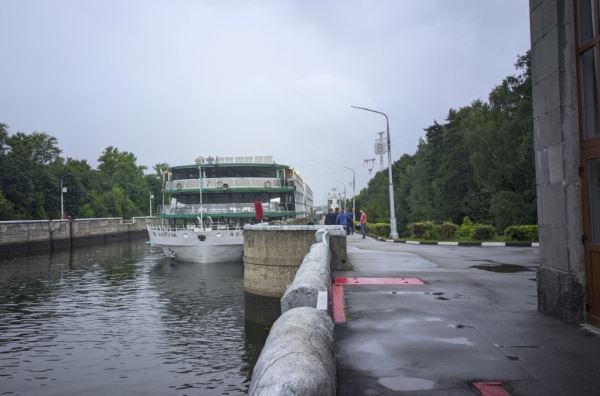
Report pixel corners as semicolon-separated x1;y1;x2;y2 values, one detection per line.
147;225;243;263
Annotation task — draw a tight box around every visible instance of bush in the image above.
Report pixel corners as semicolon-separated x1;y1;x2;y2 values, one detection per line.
409;221;434;238
368;223;390;237
424;228;440;240
438;222;458;240
456;216;474;239
471;225;497;240
504;225;538;241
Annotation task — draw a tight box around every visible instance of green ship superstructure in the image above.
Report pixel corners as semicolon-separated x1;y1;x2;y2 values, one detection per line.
159;155;313;228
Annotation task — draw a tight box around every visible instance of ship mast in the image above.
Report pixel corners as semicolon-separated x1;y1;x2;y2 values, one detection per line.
197;158;204;230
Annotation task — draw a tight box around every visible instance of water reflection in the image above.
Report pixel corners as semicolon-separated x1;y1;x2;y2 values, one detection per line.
0;239;277;395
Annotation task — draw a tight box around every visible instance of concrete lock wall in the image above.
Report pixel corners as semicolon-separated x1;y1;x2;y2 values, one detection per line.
248;307;336;396
281;230;331;313
0;217;155;255
243;225;347;298
530;0;586;323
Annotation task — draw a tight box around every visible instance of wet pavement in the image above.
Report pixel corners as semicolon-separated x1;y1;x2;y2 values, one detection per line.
335;235;600;395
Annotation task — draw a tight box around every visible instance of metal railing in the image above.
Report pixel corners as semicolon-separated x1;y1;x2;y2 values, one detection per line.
164;177;285;191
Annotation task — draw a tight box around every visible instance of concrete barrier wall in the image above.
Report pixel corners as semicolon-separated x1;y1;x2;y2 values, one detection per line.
250;229;336;395
0;217;155;255
280;230;331;314
248;307;336;396
243;225;347;298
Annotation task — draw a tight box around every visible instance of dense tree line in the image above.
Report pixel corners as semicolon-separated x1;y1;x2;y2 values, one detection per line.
0;123;166;220
354;52;535;235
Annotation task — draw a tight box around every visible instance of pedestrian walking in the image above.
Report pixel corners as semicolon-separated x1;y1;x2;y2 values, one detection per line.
336;208;349;230
346;210;354;235
324;208;336;225
359;209;368;238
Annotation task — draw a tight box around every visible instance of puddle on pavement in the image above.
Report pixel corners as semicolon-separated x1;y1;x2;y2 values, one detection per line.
434;337;474;346
470;263;533;273
379;376;434;391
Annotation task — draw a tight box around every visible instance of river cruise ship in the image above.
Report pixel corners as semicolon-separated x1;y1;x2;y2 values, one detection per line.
147;155;313;263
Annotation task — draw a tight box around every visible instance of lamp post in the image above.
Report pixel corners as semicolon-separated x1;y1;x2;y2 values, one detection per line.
351;105;399;239
60;174;68;219
149;194;155;217
343;166;356;221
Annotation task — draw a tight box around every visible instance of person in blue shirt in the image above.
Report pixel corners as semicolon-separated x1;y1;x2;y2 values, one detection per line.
346;209;354;235
336;208;348;231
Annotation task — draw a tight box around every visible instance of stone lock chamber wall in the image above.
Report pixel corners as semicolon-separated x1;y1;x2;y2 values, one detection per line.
243;225;347;298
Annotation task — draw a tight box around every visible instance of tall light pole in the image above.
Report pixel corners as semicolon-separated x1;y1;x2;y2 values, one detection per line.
351;105;399;239
60;174;68;219
149;194;154;217
343;166;356;220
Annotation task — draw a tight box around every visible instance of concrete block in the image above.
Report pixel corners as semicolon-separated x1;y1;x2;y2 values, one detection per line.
532;86;545;119
540;182;566;226
542;0;558;35
536;108;562;149
536;184;544;224
530;2;544;45
547;144;564;183
543;72;561;115
532;29;559;83
530;0;544;13
243;226;347;297
249;307;335;396
538;266;585;324
281;242;331;314
549;224;569;271
535;149;549;185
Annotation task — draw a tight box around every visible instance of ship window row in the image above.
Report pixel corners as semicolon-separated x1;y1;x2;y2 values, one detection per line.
172;192;294;205
171;167;281;180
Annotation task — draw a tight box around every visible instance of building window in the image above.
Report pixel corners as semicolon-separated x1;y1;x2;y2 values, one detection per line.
581;48;600;139
577;0;600;142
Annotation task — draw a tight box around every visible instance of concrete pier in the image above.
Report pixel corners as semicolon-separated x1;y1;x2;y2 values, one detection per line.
243;225;347;298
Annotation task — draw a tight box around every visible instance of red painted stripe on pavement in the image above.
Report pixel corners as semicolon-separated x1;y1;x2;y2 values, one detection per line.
332;283;346;324
334;277;424;285
473;382;511;396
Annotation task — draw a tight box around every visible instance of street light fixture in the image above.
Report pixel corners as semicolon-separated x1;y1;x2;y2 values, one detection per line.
351;105;399;239
149;194;155;217
343;166;356;220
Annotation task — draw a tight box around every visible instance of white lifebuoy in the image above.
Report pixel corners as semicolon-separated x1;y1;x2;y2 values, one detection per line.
222;183;229;189
264;181;272;188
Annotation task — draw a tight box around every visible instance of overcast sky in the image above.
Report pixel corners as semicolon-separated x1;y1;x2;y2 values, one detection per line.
0;0;530;205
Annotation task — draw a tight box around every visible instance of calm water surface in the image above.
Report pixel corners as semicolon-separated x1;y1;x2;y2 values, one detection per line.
0;239;274;395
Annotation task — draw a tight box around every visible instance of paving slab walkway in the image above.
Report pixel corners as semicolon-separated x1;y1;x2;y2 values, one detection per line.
335;234;600;396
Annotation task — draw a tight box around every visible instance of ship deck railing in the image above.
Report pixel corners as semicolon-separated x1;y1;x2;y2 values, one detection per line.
157;202;295;216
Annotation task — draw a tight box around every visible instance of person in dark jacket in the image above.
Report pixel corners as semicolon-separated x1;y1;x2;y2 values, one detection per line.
324;208;336;225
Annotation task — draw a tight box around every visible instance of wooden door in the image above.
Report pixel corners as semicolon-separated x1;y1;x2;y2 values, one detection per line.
582;151;600;327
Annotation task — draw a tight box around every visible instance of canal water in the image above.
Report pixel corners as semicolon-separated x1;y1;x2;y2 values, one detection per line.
0;239;276;395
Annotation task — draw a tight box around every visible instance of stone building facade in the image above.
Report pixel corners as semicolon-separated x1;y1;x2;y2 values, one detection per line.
530;0;600;327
